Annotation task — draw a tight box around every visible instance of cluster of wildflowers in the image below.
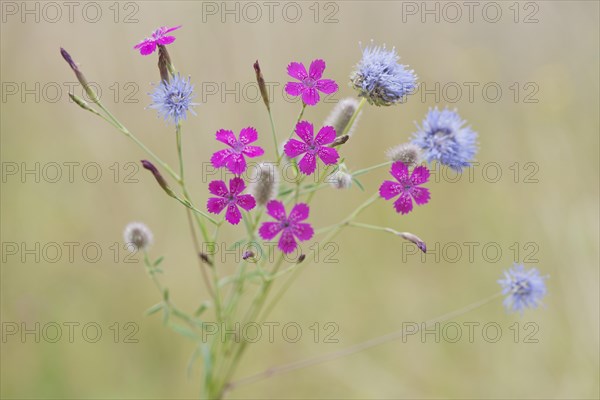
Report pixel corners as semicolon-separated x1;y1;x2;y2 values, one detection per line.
61;28;548;398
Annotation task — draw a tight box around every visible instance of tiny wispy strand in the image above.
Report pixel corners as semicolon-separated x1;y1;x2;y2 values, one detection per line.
329;166;353;190
385;143;422;167
123;222;153;252
324;98;362;137
249;162;280;206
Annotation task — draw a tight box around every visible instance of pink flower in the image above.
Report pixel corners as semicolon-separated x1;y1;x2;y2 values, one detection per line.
134;26;182;56
211;127;265;175
285;59;338;106
284;121;339;175
259;201;314;254
379;161;431;215
207;178;256;225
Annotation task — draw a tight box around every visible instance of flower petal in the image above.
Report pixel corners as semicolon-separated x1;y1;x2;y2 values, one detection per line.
410;187;430;205
265;200;286;221
284;139;308;158
293;223;314;241
236;194;256;211
239;127;258;144
136;41;156;55
210;149;232;169
225;204;242;225
314;125;336;145
317;146;339;165
259;222;282;240
207;197;227;214
242;145;264;158
229;177;245;195
156;35;176;45
208;180;229;197
379;180;402;200
278;229;297;254
295;121;314;144
225;153;247;175
285;82;304;97
162;26;182;34
316;79;338;94
308;59;326;80
287;62;308;80
298;152;317;175
302;88;320;106
289;203;309;222
410;165;430;185
390;161;409;182
393;192;414;215
215;129;237;147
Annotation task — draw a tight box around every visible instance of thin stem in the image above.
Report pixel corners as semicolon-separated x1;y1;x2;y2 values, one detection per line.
340;97;366;137
352;160;393;177
268;109;278;158
226;292;503;392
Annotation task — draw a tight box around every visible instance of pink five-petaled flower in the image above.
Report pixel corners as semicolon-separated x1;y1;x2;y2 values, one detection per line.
284;121;339;175
379;161;431;215
259;201;314;254
211;127;265;175
134;26;182;56
206;178;256;225
285;59;338;106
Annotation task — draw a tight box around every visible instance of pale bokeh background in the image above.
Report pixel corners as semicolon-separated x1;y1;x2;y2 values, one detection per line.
1;1;599;398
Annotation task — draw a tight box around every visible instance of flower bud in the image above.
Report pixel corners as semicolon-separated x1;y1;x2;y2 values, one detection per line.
141;160;176;198
199;252;213;266
123;222;153;252
398;232;426;253
297;254;306;264
324;98;362;137
385;143;422;167
254;60;270;111
68;92;101;116
249;162;279;207
330;135;349;148
60;47;99;103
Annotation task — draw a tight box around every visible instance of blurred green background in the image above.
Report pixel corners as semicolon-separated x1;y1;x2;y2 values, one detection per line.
1;1;598;398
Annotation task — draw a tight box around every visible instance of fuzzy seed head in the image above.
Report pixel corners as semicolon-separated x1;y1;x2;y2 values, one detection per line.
249;162;280;206
385;143;422;167
324;98;362;137
329;164;353;190
123;222;153;252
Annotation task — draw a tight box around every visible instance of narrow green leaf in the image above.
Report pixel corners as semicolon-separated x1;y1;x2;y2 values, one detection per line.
153;256;165;267
144;302;164;316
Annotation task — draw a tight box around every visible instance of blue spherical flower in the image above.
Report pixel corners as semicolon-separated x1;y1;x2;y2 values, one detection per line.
498;264;548;314
149;74;196;125
411;107;478;172
350;43;417;106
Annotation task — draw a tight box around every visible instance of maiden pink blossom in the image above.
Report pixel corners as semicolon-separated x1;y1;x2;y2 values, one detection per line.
379;161;430;215
284;121;339;175
259;201;314;254
206;178;256;225
285;59;338;106
134;26;182;56
211;127;265;175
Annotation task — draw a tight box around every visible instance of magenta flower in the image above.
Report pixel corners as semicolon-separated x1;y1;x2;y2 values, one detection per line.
134;26;182;56
379;161;431;215
211;127;265;175
285;59;338;106
259;201;314;254
284;121;339;175
206;178;256;225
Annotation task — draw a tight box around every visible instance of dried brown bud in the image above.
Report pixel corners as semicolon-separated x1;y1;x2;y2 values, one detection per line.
254;60;270;111
158;45;173;83
330;135;349;147
141;160;176;198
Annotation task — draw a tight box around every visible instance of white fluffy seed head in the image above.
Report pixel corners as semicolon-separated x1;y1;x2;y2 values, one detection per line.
249;162;280;206
385;143;422;166
324;98;362;137
123;222;153;252
329;164;353;190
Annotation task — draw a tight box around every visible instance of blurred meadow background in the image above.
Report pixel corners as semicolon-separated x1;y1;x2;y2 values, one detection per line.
1;1;599;398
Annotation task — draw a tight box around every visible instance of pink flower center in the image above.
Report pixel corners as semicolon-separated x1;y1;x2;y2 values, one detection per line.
302;78;316;88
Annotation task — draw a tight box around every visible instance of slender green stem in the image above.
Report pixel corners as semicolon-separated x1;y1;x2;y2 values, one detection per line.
268;109;278;158
225;292;504;392
277;103;306;165
352;160;393;177
340;97;367;137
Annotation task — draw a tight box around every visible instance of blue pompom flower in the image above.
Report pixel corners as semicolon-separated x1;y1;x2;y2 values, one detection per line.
498;264;548;314
149;74;197;125
411;107;478;172
350;43;417;106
